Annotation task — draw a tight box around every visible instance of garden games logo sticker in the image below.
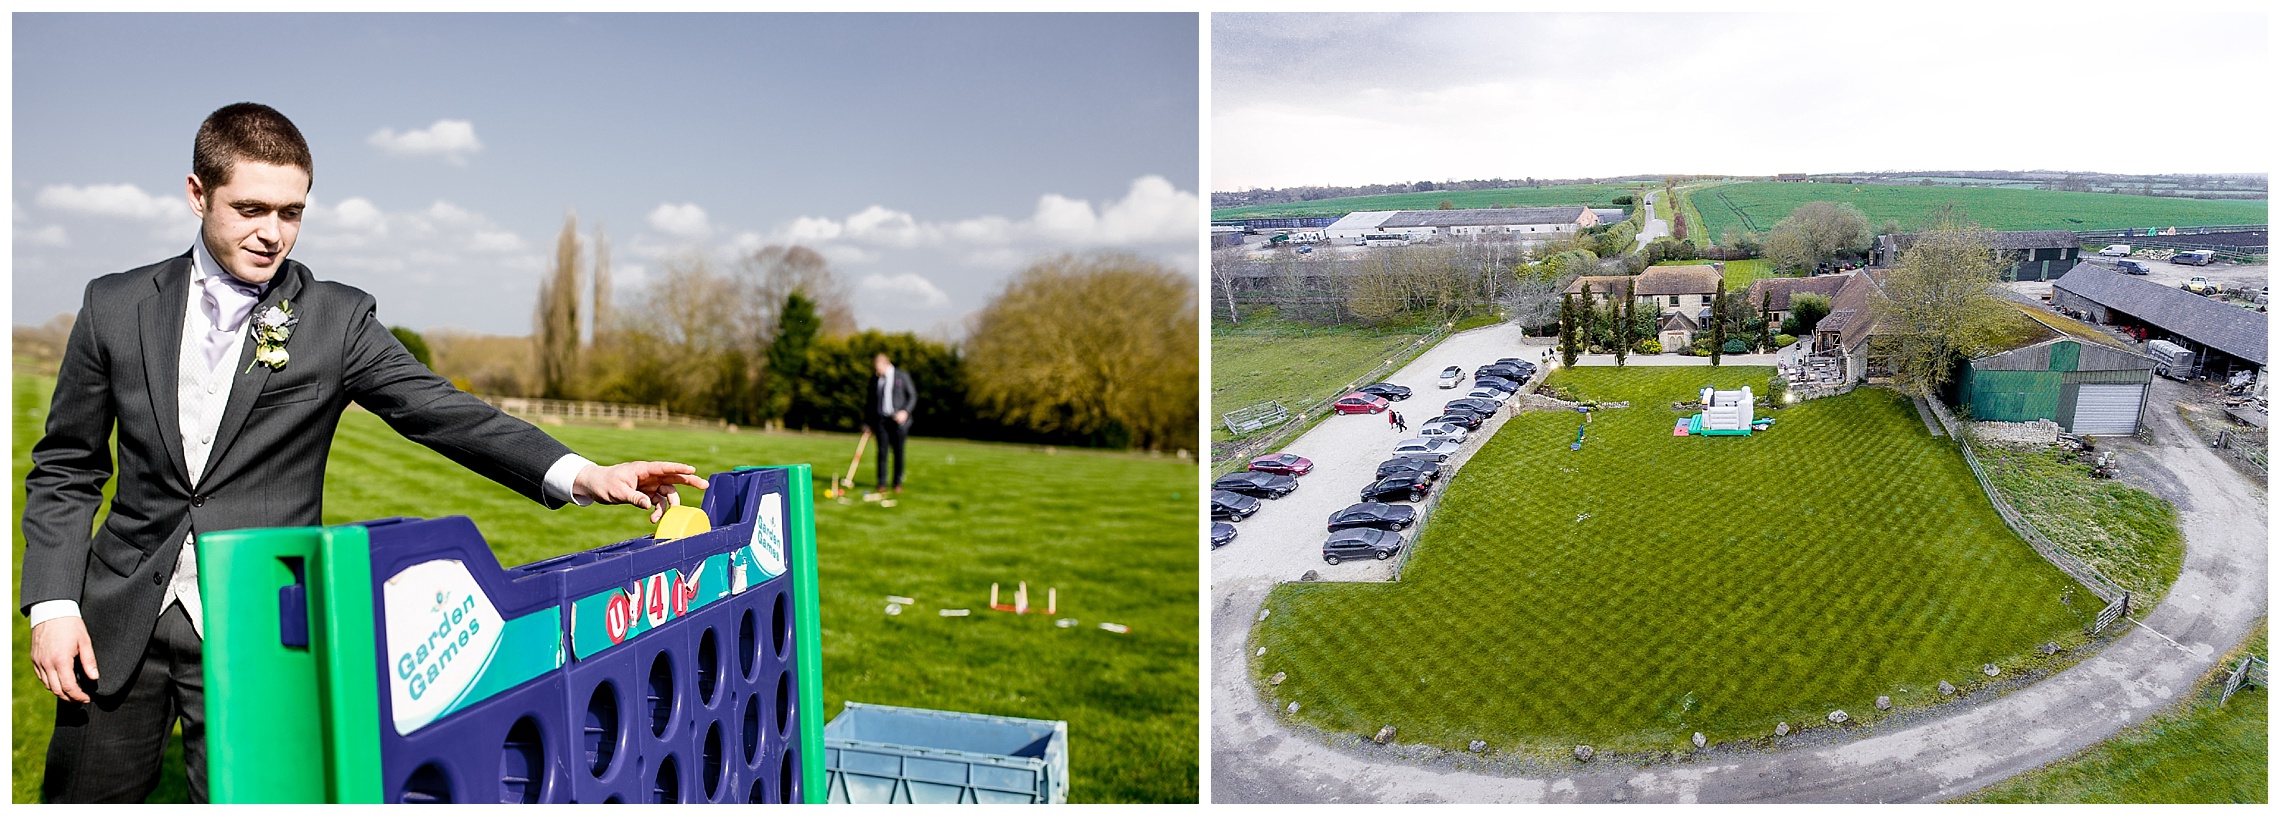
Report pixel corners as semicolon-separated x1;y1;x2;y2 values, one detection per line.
384;560;506;734
737;492;788;592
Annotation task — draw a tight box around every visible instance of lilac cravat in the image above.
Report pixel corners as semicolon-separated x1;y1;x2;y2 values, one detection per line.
199;271;265;370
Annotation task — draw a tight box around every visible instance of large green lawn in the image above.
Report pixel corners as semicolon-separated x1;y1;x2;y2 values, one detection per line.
1696;182;2267;243
1212;183;1641;220
1964;625;2267;804
1253;367;2094;754
12;373;1198;803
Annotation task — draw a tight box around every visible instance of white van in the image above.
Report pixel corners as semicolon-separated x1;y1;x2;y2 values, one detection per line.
2098;244;2132;257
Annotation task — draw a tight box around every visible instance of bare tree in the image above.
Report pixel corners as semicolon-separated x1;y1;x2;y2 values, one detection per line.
535;212;582;399
736;245;856;339
1209;245;1245;325
1764;201;1872;273
964;252;1198;452
589;223;611;346
1873;212;2012;399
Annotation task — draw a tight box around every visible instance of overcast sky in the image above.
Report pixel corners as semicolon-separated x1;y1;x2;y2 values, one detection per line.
1214;12;2272;191
14;13;1199;336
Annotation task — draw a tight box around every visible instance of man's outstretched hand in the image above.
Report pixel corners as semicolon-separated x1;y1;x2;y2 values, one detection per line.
575;461;710;523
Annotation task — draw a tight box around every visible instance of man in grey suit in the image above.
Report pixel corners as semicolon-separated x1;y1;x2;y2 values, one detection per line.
20;103;707;803
864;352;917;493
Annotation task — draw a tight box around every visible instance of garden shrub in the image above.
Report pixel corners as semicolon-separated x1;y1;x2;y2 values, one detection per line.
1636;339;1662;355
1775;333;1797;348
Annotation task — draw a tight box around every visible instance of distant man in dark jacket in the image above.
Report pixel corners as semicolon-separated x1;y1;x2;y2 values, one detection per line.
864;352;917;493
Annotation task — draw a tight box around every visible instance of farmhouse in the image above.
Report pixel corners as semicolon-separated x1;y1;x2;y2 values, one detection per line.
1806;269;1896;383
1568;265;1722;316
1874;230;2084;282
1952;311;2157;436
1743;273;1853;325
1326;207;1599;245
2050;263;2267;383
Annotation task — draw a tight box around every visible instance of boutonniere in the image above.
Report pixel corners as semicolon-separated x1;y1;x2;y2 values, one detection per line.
248;300;299;371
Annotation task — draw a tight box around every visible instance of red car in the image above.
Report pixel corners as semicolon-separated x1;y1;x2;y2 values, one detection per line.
1332;392;1390;415
1249;452;1315;476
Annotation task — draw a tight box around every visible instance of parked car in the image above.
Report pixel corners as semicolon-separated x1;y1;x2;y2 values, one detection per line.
1437;365;1465;388
1477;365;1529;383
1415;422;1469;443
1439;403;1494;422
1421;411;1483;431
1358;382;1412;401
1211;522;1238;548
1212;471;1297;499
1295;245;1314;255
1322;527;1404;565
1391;437;1463;461
1210;490;1260;521
1332;392;1391;415
1473;374;1521;393
2184;276;2219;295
2115;260;2150;275
1374;456;1442;481
1465;388;1514;404
1327;501;1416;532
1444;397;1500;416
2098;244;2133;257
1248;452;1314;476
2172;249;2215;266
1360;471;1432;502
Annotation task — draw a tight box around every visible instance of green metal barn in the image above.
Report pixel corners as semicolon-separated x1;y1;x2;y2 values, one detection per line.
1955;336;2156;435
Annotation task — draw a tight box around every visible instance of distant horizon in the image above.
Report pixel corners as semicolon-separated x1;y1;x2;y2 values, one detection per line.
1214;169;2270;196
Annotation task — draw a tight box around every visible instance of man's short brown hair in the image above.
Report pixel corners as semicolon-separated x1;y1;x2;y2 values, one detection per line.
192;102;313;190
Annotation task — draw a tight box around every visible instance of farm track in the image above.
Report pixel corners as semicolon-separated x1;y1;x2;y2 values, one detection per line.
1210;347;2267;803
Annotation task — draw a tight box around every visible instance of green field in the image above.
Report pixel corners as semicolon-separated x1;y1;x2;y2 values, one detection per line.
1656;258;1776;291
1975;443;2182;610
1210;313;1436;445
1254;367;2094;755
1696;182;2268;244
1964;625;2266;804
12;373;1197;803
1212;183;1641;220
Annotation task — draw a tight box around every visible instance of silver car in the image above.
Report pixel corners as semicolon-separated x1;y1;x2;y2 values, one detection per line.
1391;437;1463;461
1415;423;1469;443
1465;387;1513;404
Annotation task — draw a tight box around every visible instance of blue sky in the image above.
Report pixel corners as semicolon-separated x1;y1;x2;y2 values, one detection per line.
13;12;1200;335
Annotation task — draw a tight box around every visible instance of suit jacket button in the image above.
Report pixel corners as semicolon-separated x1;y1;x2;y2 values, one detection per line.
192;495;205;507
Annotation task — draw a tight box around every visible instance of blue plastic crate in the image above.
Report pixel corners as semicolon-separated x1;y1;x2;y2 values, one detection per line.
823;702;1067;804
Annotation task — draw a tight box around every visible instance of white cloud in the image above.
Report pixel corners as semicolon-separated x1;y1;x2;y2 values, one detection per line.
15;223;68;247
468;230;524;253
367;120;483;165
648;203;711;238
858;272;951;309
331;197;388;234
37;183;186;221
763;175;1197;254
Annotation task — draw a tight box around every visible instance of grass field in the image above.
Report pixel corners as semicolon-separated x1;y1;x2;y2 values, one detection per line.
1696;182;2268;244
1974;443;2183;610
1656;258;1775;291
1210;312;1436;446
1253;367;2094;754
12;372;1198;803
1963;624;2266;804
1212;183;1641;220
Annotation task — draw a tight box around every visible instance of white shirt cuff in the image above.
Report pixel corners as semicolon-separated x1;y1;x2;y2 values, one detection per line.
28;599;81;629
545;453;598;507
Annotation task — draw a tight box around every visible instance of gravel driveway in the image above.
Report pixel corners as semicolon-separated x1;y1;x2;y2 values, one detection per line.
1210;351;2268;803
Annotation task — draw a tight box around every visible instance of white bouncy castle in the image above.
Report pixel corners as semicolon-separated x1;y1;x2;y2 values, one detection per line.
1687;386;1757;436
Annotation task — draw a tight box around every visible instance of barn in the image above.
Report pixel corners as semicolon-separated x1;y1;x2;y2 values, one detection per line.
1953;323;2157;436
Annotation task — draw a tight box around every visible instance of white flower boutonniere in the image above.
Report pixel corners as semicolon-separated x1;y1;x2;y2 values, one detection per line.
249;300;299;372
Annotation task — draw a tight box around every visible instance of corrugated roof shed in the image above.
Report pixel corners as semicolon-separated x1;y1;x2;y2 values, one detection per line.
1890;230;2083;251
1380;207;1589;228
1326;210;1396;232
2052;264;2267;365
1591;208;1628;224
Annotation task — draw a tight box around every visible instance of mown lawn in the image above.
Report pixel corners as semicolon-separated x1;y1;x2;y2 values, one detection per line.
1696;182;2268;245
13;373;1198;803
1254;367;2094;755
1964;625;2266;804
1654;257;1775;291
1974;443;2183;610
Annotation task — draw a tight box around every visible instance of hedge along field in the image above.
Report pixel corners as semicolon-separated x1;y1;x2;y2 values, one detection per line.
12;373;1198;803
1253;367;2094;755
1212;183;1642;220
1696;182;2268;244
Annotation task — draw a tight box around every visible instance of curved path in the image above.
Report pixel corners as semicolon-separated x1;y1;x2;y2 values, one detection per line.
1210;346;2267;803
